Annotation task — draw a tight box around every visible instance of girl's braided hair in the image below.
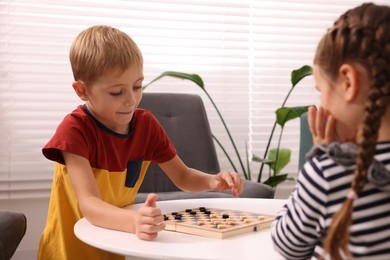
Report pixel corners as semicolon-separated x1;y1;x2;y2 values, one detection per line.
314;3;390;259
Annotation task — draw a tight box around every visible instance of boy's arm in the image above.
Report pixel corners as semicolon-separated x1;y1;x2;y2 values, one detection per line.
63;151;165;240
158;155;243;196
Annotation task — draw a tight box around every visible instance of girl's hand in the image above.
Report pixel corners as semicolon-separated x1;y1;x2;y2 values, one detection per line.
212;170;244;197
308;106;336;145
136;193;165;240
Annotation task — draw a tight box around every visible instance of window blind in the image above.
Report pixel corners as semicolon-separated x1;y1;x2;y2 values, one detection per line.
1;0;387;199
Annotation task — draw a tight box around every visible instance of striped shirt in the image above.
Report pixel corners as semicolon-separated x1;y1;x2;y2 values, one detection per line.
271;142;390;260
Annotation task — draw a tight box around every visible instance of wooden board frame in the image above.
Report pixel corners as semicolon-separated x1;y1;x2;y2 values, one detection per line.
163;207;275;239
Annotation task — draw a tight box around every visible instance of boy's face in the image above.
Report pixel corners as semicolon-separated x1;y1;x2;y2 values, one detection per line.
76;66;144;135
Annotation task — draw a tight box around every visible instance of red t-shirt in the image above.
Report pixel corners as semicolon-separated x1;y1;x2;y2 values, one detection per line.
38;105;176;260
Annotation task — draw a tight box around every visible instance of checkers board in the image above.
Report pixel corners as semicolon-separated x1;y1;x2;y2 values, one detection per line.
163;207;275;239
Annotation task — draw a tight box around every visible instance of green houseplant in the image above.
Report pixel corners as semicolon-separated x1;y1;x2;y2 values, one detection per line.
143;65;313;188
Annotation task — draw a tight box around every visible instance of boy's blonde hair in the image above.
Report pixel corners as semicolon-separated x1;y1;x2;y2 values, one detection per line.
69;25;143;85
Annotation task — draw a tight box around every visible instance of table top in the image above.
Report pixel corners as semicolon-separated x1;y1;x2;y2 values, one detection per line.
74;198;286;260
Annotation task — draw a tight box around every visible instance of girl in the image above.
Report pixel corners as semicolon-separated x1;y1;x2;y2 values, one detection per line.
271;3;390;260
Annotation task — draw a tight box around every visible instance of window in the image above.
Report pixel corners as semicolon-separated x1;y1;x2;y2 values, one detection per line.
1;0;386;199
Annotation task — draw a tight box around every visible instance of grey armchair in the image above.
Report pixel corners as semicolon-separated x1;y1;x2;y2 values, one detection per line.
299;112;314;169
0;211;26;260
135;93;274;203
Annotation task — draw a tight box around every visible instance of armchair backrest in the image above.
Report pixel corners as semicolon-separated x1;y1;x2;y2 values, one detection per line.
137;92;220;193
299;112;313;169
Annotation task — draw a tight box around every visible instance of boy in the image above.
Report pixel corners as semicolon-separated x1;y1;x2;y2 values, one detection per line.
38;25;244;260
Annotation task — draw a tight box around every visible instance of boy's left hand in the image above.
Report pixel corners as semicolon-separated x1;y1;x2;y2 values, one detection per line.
212;170;244;197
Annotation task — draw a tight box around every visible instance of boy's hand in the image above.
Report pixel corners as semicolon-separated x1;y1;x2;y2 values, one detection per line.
212;170;244;197
308;106;336;145
136;193;165;240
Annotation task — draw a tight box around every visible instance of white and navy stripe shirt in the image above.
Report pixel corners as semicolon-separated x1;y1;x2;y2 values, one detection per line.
271;142;390;260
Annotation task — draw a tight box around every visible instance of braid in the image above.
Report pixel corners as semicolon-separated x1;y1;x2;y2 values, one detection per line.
314;3;390;259
355;18;390;191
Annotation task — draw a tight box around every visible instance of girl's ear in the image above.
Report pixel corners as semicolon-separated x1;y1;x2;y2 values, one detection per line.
72;81;88;101
338;64;360;102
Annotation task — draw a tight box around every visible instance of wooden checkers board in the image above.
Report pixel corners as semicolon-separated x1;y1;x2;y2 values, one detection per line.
163;207;275;239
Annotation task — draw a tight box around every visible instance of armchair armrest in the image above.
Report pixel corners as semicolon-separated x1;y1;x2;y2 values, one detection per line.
0;211;27;260
239;180;274;199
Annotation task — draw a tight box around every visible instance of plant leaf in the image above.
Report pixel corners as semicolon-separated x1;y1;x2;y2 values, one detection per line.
252;154;274;165
263;174;289;188
268;148;290;174
143;71;204;90
276;106;309;127
291;65;312;87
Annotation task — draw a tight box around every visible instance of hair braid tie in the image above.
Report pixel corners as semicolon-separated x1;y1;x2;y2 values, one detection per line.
347;190;358;200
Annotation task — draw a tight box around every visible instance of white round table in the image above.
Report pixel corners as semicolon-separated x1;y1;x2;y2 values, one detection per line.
74;198;286;260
